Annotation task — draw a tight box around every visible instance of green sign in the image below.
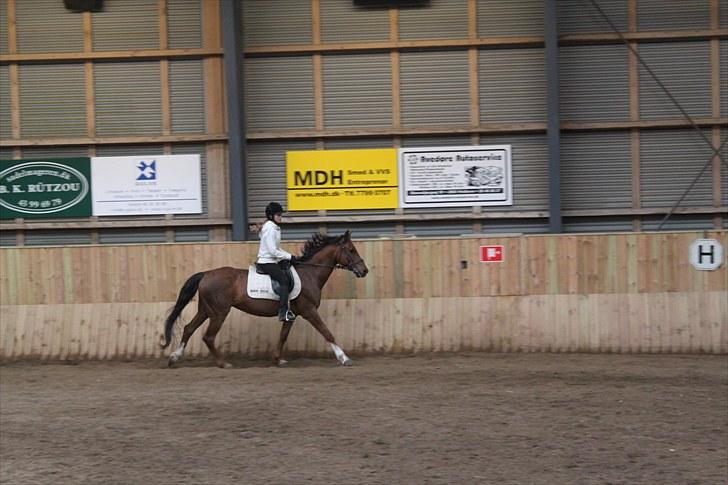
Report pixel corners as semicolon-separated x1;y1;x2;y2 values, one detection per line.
0;158;92;219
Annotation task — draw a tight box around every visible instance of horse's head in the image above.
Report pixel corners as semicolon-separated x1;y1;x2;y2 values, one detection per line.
335;230;368;278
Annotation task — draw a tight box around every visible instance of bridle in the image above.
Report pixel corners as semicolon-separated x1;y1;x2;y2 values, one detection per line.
294;246;364;274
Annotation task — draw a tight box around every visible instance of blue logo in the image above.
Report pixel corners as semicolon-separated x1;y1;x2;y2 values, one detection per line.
136;160;156;181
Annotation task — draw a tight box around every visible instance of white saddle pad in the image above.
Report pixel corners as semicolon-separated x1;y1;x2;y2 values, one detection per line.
247;266;302;301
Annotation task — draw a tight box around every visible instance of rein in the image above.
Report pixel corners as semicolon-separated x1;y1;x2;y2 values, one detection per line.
295;260;363;272
294;248;364;273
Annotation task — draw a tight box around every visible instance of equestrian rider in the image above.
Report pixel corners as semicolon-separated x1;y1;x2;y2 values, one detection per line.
257;202;297;322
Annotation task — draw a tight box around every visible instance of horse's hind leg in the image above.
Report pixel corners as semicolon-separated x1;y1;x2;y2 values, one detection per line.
168;310;207;367
302;309;352;366
202;310;232;368
272;321;294;367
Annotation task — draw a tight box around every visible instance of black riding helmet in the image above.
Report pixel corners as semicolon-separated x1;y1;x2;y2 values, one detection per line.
265;202;284;221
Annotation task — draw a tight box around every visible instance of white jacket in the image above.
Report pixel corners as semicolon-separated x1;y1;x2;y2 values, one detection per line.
257;220;292;263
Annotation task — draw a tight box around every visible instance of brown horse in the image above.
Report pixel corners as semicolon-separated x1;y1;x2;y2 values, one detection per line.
160;230;368;368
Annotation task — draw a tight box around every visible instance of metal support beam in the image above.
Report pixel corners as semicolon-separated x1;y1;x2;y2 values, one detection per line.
221;0;248;240
545;0;562;233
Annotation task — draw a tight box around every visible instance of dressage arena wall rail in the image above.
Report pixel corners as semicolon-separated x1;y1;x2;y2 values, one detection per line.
0;231;726;361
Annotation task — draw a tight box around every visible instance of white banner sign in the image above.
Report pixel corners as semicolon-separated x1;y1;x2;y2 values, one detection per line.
91;154;202;216
398;145;512;208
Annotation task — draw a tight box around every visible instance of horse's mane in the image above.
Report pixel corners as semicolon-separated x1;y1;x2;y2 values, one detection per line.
297;233;341;262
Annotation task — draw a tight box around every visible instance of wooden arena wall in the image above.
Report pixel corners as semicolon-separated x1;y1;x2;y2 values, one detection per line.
0;231;726;361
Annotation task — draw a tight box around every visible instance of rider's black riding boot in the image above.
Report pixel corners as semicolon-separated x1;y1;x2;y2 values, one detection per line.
278;301;295;322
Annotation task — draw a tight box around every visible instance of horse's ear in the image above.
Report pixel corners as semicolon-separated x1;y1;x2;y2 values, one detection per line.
343;230;351;241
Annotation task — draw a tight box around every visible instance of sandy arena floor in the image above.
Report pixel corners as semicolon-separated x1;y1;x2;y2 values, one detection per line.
1;353;726;485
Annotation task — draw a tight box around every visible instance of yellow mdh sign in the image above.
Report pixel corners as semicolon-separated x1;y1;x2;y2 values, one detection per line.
286;148;398;210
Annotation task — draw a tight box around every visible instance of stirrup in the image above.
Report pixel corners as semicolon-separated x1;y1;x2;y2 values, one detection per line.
284;310;296;322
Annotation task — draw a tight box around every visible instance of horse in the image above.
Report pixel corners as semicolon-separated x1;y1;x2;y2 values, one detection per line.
160;230;369;368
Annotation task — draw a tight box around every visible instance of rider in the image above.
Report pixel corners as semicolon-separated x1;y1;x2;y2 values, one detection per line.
257;202;296;322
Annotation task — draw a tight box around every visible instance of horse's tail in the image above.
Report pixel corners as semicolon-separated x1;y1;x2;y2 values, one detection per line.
160;272;205;349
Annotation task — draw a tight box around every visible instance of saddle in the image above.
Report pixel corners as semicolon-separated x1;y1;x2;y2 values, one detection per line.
247;264;302;301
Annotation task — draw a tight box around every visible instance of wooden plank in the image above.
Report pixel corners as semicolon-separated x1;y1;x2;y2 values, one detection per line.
0;47;224;63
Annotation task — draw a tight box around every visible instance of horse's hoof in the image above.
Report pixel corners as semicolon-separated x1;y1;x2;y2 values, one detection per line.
276;359;289;368
342;358;354;367
167;354;179;367
218;362;232;369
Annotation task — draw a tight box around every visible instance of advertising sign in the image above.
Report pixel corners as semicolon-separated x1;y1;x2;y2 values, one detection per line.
286;148;398;210
0;158;92;219
399;145;512;208
91;154;201;216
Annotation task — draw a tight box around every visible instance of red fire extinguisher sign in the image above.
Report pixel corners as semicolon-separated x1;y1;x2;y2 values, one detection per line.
480;245;504;263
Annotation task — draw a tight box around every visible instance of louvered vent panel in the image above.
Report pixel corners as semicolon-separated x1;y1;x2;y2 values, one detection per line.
98;230;167;244
561;131;632;210
92;0;159;51
0;2;8;55
404;221;474;237
640;129;715;208
721;40;727;117
323;53;391;129
320;0;389;43
479;48;547;123
95;144;165;157
172;143;207;216
399;0;468;40
243;0;311;46
558;0;627;35
563;217;633;233
327;223;399;239
479;219;550;234
641;215;716;231
246;140;316;220
15;0;83;53
167;0;202;49
324;138;393;149
95;62;162;136
401;135;474;147
244;57;315;130
0;232;16;247
400;50;470;127
476;0;543;36
174;229;209;243
722;0;727;27
0;148;14;160
639;41;711;120
638;0;710;30
723;127;728;207
25;231;92;246
560;45;629;122
169;60;205;133
21;146;89;158
0;66;10;139
19;64;87;137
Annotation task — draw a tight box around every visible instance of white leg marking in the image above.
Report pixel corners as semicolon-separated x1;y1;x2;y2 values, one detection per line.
171;342;186;360
330;343;352;365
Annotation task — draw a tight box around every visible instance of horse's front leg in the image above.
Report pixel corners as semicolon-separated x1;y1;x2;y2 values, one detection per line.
273;320;294;367
302;308;353;366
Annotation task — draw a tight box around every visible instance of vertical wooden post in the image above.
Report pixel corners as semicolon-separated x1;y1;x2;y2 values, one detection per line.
389;6;404;235
628;0;641;232
202;0;228;240
468;0;481;234
709;0;722;229
7;0;23;246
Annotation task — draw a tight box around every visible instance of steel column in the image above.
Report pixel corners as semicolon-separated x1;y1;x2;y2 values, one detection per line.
545;0;562;233
221;0;248;240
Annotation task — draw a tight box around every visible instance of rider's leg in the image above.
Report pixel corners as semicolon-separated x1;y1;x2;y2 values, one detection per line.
259;263;290;321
